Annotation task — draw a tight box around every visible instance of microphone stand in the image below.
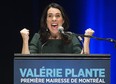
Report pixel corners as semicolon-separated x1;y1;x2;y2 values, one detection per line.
75;34;116;48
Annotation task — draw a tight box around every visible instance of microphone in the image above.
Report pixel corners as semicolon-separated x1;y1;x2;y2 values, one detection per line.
75;34;116;43
58;26;65;34
75;34;116;48
58;26;72;40
76;34;93;38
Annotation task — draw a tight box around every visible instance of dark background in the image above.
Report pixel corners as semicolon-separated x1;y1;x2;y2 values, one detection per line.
0;0;14;84
1;0;116;84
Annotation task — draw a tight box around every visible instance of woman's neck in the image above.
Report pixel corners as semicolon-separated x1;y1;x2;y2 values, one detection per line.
49;34;61;39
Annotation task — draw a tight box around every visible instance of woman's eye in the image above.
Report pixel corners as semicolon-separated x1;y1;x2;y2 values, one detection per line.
48;15;52;17
56;15;60;17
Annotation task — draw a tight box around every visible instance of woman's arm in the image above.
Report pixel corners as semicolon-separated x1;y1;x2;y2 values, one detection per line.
20;28;30;54
81;28;94;54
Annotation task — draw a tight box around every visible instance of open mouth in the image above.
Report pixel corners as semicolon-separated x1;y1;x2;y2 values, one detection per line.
51;23;58;29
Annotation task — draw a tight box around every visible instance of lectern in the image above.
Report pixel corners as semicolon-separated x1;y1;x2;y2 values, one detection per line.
14;54;110;84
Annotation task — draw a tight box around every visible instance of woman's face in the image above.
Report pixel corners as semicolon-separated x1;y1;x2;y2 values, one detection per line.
46;7;64;35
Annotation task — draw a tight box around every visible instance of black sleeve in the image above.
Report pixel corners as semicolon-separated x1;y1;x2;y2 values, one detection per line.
71;33;82;53
29;33;41;53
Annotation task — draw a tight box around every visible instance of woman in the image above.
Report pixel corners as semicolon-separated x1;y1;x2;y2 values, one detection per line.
20;3;94;54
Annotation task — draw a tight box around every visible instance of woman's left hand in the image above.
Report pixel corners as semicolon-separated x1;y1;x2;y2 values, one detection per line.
85;28;95;36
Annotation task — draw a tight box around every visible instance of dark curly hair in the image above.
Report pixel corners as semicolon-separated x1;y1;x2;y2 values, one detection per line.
39;3;70;44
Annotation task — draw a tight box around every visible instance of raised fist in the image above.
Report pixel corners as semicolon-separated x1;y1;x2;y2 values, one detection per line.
85;28;95;36
20;28;29;41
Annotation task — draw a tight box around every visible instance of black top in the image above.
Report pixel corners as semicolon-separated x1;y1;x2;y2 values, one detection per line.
29;33;82;54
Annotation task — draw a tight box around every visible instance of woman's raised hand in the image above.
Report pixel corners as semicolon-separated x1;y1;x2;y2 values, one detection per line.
20;28;30;41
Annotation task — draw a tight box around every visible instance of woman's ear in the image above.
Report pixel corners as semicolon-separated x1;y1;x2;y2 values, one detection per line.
62;20;64;25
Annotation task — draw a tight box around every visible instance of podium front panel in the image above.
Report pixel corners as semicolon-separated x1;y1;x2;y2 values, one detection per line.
14;54;110;84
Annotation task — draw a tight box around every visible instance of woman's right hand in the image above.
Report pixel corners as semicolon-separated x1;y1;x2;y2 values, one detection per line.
20;28;30;54
20;28;29;41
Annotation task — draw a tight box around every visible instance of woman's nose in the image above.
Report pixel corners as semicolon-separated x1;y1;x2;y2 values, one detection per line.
52;16;56;21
